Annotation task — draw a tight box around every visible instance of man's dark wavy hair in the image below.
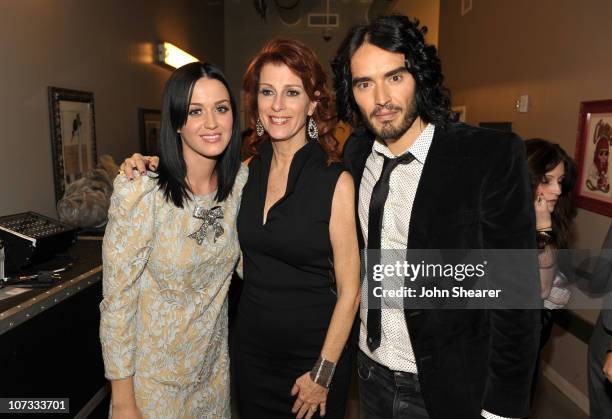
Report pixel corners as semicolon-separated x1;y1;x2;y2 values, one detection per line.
332;14;453;130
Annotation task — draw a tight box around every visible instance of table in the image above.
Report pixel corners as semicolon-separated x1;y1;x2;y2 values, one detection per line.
0;238;108;418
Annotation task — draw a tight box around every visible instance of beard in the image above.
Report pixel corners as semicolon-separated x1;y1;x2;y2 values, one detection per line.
362;97;418;142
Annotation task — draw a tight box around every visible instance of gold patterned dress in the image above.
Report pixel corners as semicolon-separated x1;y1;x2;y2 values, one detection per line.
100;164;248;418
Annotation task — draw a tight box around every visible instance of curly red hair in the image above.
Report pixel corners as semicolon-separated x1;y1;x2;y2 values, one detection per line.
242;38;340;163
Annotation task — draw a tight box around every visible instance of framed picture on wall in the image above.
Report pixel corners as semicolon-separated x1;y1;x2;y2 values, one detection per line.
138;108;161;155
574;100;612;217
48;87;97;201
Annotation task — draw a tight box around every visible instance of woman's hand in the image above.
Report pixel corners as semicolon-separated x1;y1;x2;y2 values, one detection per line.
111;404;143;419
534;194;552;230
290;372;328;418
120;153;160;180
109;378;141;419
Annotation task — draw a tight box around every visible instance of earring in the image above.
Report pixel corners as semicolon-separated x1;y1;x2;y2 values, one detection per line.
256;117;265;137
307;116;318;140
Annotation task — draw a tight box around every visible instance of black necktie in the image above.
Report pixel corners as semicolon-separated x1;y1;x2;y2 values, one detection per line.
366;152;415;352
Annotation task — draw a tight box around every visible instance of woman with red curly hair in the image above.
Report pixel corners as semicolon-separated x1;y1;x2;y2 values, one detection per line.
233;38;360;419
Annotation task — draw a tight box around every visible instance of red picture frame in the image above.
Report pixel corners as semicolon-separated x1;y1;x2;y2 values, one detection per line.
574;100;612;217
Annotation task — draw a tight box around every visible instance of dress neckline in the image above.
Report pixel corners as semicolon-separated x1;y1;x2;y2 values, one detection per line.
189;190;218;208
258;140;319;226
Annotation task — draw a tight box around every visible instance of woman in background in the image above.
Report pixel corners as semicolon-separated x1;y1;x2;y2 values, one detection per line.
525;138;577;399
525;138;576;324
100;62;246;418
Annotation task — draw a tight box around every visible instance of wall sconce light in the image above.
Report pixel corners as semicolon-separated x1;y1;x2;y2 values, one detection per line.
157;42;199;69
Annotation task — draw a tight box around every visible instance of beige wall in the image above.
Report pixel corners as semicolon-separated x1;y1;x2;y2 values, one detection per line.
0;0;224;218
439;0;612;250
439;0;612;405
223;0;372;109
389;0;440;46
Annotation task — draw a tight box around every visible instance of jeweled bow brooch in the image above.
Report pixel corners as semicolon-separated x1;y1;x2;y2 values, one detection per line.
189;205;224;245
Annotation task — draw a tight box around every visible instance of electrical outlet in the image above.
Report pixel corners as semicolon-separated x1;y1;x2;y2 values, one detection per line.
516;95;529;113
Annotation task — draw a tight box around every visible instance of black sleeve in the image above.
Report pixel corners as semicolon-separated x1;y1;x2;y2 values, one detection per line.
480;133;541;418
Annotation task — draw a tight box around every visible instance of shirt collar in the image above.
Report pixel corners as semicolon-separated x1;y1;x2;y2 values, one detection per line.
371;123;435;164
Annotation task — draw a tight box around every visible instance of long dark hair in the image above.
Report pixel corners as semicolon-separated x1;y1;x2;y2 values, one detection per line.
157;62;242;207
331;14;453;131
525;138;577;248
242;38;340;163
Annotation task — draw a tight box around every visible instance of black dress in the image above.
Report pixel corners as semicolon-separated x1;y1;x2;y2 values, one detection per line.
233;140;353;419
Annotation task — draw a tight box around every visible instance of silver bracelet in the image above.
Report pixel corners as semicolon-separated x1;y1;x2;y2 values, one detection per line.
309;356;336;388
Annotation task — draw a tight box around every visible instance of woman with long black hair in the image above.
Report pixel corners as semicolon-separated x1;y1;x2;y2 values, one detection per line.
100;62;246;418
525;138;577;323
525;138;577;400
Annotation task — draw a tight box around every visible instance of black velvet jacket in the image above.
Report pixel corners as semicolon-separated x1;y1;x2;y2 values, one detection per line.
343;122;541;419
